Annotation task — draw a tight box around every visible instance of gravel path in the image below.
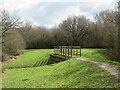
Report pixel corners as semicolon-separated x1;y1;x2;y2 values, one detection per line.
72;56;119;79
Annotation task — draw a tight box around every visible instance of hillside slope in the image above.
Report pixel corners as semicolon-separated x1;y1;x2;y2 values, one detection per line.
2;49;120;88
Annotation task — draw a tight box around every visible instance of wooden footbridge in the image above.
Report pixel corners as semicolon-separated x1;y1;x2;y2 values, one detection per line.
54;46;81;57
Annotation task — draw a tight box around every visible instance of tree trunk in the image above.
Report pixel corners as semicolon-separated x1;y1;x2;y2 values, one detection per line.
118;1;120;60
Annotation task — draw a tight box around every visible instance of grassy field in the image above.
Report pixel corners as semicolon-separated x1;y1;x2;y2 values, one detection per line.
3;49;53;69
2;49;120;88
81;49;120;69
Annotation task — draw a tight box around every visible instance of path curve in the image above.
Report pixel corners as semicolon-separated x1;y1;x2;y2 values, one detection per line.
53;53;119;79
72;56;119;79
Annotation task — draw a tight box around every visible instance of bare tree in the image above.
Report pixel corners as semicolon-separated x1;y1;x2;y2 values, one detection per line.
0;10;24;61
117;1;120;60
95;10;117;49
59;16;89;46
0;10;21;43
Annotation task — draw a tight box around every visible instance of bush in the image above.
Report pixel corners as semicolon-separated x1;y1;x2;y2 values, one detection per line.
3;29;26;56
2;52;10;62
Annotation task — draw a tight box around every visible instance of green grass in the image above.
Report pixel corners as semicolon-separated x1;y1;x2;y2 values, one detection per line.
80;49;120;69
3;58;119;88
62;48;119;69
2;49;120;88
3;49;53;69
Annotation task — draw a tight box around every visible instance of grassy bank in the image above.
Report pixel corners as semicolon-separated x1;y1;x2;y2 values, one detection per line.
81;49;120;69
2;49;120;88
3;49;52;69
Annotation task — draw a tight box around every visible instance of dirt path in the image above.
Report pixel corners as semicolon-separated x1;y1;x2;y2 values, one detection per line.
53;52;119;78
72;56;119;79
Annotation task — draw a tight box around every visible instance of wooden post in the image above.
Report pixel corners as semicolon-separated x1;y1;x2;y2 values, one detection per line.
54;46;81;57
66;46;67;56
73;49;75;56
63;46;64;55
61;46;62;55
68;46;69;56
61;46;63;55
57;46;59;53
59;46;60;54
71;46;72;57
58;46;60;54
56;46;57;54
75;49;76;56
80;46;81;56
76;48;78;56
67;46;68;56
65;46;66;55
72;48;74;56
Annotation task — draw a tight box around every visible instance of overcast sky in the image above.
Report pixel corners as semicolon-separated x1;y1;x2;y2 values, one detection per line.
0;0;117;28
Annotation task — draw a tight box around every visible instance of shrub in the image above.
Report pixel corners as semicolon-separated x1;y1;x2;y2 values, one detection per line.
3;29;26;56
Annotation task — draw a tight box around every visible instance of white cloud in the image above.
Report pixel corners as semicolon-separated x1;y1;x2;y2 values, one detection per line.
0;0;41;12
1;0;116;12
0;0;117;28
51;5;80;23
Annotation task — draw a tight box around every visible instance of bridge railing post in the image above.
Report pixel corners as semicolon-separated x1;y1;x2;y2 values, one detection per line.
80;46;81;56
54;46;81;57
68;46;69;56
71;46;72;57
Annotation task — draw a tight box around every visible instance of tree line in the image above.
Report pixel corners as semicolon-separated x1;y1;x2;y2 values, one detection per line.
0;8;119;61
